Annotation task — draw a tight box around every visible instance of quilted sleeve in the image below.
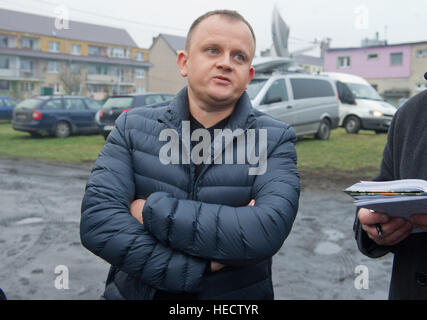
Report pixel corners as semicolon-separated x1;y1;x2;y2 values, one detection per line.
80;112;207;292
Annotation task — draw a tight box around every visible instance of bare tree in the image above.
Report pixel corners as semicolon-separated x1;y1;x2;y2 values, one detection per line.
59;64;81;95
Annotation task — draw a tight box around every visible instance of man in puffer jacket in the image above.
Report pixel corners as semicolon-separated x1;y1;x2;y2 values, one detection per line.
80;9;300;300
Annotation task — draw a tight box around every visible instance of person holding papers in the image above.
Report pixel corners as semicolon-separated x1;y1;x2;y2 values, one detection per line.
354;87;427;299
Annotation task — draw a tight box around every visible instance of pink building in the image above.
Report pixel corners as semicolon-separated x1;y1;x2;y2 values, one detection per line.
324;44;411;79
323;41;427;105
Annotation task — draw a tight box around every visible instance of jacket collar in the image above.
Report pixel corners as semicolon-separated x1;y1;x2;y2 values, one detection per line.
159;86;256;132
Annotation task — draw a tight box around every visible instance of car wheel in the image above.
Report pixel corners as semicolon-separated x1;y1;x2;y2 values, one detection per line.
315;119;331;140
344;116;361;134
55;121;71;138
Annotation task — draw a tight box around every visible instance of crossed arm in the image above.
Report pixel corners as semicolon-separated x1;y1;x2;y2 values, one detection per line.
129;198;256;271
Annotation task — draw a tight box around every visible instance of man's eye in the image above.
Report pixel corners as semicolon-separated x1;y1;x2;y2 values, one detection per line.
207;48;217;54
235;54;245;61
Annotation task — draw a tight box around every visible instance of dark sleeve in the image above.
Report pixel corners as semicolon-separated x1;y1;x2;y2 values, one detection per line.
142;126;300;265
80;113;207;293
353;112;400;258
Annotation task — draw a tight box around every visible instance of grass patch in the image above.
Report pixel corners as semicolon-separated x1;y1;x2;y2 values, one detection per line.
0;122;387;178
0;121;105;164
296;128;387;178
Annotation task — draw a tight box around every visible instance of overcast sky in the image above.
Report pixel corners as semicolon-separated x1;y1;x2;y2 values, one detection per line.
0;0;426;56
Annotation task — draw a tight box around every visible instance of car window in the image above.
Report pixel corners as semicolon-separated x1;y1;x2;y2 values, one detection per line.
102;97;134;110
247;78;268;100
42;99;63;110
290;78;335;100
16;99;42;109
64;99;86;111
4;98;17;107
85;99;102;110
145;95;164;105
262;79;288;105
162;95;174;102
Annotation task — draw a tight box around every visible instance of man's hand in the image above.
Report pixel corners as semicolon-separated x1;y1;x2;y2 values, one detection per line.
409;214;427;231
130;199;146;224
210;199;255;272
358;208;412;246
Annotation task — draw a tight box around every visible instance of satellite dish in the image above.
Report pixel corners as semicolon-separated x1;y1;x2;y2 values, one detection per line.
272;5;290;57
252;56;295;73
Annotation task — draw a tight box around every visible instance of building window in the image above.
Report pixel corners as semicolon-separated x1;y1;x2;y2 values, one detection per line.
49;41;60;53
0;57;9;69
338;56;351;68
21;82;34;91
136;52;144;61
88;45;106;56
135;68;145;79
48;61;60;73
71;44;81;55
20;37;40;50
88;63;108;75
0;34;8;48
0;80;9;90
53;83;61;94
20;59;32;71
417;49;427;58
136;86;145;93
70;63;81;74
87;84;101;93
112;48;125;58
367;53;378;60
390;52;403;65
0;34;17;48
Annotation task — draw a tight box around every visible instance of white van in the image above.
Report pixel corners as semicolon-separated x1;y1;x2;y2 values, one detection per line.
322;72;396;134
247;74;339;140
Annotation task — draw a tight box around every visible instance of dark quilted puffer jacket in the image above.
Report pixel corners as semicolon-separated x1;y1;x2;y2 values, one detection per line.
80;87;300;300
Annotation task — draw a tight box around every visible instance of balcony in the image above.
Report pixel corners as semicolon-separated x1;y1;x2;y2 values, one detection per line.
86;74;118;85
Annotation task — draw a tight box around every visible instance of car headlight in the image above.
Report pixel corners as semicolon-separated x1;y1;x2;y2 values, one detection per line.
371;110;383;117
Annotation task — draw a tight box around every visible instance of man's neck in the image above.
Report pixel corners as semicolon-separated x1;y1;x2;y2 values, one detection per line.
189;104;234;128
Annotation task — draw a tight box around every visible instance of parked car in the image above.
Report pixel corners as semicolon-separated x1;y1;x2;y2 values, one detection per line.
98;93;174;139
12;96;103;138
247;73;339;140
0;96;19;120
322;72;397;134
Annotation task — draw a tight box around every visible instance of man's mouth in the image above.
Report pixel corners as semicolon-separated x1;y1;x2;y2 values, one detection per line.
213;75;231;84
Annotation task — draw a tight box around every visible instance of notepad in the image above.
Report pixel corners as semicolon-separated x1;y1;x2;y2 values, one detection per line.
345;179;427;233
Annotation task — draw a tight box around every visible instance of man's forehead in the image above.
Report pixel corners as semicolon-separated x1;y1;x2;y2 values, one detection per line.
191;15;255;52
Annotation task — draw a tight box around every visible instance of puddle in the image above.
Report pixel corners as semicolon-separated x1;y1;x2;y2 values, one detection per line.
15;217;44;225
314;241;342;255
323;229;345;242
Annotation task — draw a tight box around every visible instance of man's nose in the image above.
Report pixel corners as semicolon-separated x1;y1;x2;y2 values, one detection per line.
216;54;233;71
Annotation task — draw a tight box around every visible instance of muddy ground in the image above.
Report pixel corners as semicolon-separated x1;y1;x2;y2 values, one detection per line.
0;158;393;300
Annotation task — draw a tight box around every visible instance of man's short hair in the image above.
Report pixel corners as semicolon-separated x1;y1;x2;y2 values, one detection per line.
185;10;256;53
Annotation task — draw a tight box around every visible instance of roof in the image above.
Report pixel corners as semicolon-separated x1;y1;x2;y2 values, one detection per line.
153;33;186;53
321;72;370;85
0;8;138;47
293;54;323;66
327;40;427;52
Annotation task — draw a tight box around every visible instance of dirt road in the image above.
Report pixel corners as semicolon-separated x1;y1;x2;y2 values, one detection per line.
0;158;393;299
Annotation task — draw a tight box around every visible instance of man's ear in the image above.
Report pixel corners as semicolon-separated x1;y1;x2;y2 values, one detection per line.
245;67;255;89
177;51;189;78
